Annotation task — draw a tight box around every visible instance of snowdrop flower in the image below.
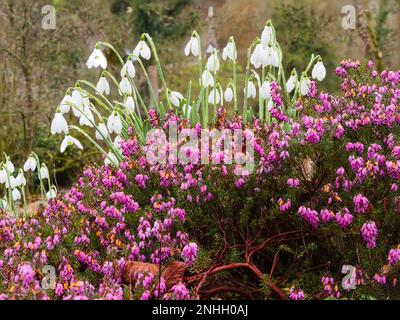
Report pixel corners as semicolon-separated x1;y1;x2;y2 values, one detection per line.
224;86;233;102
96;76;110;95
121;60;135;78
60;94;72;114
14;172;26;187
125;96;136;113
12;188;21;202
5;160;14;174
133;40;151;60
51;113;68;135
261;22;274;46
79;106;95;127
300;78;311;96
95;122;109;141
208;88;222;105
169;91;184;107
86;46;107;69
60;135;83;153
46;186;57;200
105;152;119;167
312;60;326;81
245;80;257;99
267;99;273;111
119;77;132;95
184;35;199;57
266;45;279;67
222;38;237;61
260;81;271;100
286;72;297;93
39;165;49;180
0;169;6;184
114;135;123;150
0;198;7;209
206;51;220;72
23;156;37;172
107;112;122;135
201;69;214;87
71;89;84;117
250;43;268;68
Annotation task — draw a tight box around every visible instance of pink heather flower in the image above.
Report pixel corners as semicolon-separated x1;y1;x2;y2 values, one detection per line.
289;287;305;300
278;198;291;213
170;283;190;300
388;248;400;265
17;264;35;288
320;208;335;223
353;194;369;214
367;60;374;69
305;128;320;144
391;183;398;192
336;167;345;176
135;174;149;189
182;242;198;266
335;208;353;229
360;221;378;249
298;206;319;229
234;178;245;189
373;273;386;285
287;178;300;188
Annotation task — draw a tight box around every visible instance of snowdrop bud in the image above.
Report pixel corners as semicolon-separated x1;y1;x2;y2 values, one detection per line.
208;88;221;105
121;60;135;78
5;160;14;174
260;81;271;100
133;40;151;60
95;122;109;141
224;86;233;102
79;106;95;128
60;135;83;153
86;45;107;69
119;77;132;95
184;35;199;57
201;70;214;87
96;76;110;95
312;60;326;81
107;112;122;135
222;38;237;61
39;165;49;180
286;72;297;93
105;152;119;167
261;22;274;46
206;51;220;72
24;156;37;172
245;80;257;99
250;43;268;68
169;91;184;107
51;113;69;135
125;96;136;113
12;188;21;202
300;78;311;96
60;94;72;114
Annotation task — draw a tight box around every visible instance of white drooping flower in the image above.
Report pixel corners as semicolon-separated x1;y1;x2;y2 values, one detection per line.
260;81;271;100
184;35;199;57
133;40;151;60
206;51;220;72
250;43;268;68
222;39;237;61
208;88;221;105
5;160;15;174
286;74;297;93
300;78;311;96
224;87;233;102
245;80;257;99
60;135;83;153
169;91;184;107
105;152;119;167
125;96;136;113
46;186;57;200
121;60;135;78
71;89;84;117
312;61;326;81
266;45;280;67
0;169;6;184
39;165;49;180
23;156;37;172
51;113;68;135
14;172;26;187
113;135;123;151
201;69;214;87
12;188;21;202
119;77;132;95
79;106;95;128
86;47;107;69
60;94;72;114
95;122;110;141
107;112;122;135
96;76;110;95
261;24;274;46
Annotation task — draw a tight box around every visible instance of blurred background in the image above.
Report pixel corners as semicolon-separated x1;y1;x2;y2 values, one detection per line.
0;0;399;193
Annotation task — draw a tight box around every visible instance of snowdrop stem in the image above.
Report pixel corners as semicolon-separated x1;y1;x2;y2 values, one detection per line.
20;185;28;218
30;153;46;202
184;81;192;119
98;41;124;65
1;158;14;215
232;60;238;113
192;31;205;114
243;39;258;123
135;57;159;110
143;34;171;109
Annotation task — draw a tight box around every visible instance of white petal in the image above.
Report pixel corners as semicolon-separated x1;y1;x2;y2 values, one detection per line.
224;87;233;102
